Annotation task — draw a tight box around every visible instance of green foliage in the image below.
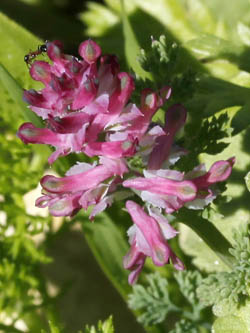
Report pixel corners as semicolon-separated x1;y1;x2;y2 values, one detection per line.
212;315;247;333
128;272;174;326
42;316;115;333
83;316;114;333
169;319;199;333
0;113;52;324
197;225;250;313
128;271;210;330
178;112;232;171
245;171;250;192
137;35;179;84
120;0;151;80
174;271;205;315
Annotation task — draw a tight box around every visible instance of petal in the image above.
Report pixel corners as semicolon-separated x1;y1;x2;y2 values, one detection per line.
126;201;171;266
30;61;51;84
72;77;97;110
148;104;187;170
148;208;178;239
123;177;197;202
123;238;146;285
48;194;81;217
41;164;114;193
78;40;101;64
83;140;136;158
193;158;235;189
18;123;61;145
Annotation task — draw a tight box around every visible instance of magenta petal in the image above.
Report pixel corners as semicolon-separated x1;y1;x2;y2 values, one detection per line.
99;156;128;177
164;104;187;134
41;166;110;193
170;251;185;271
125;89;159;140
35;195;51;208
159;86;172;103
108;72;135;113
17;123;61;145
79;40;101;64
72;78;97;110
83;140;136;158
47;40;64;61
123;238;146;285
207;158;235;183
30;61;51;84
193;157;235;188
148;104;187;170
41;158;127;193
23;89;46;107
48;194;81;217
126;201;170;266
47;112;90;134
141;89;158;112
123;177;197;202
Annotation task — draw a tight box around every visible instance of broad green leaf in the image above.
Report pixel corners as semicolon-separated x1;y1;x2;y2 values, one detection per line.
81;2;119;37
202;0;250;42
179;0;217;35
0;64;42;127
136;0;196;41
185;35;240;60
120;0;152;79
82;211;130;298
0;12;43;129
0;12;42;87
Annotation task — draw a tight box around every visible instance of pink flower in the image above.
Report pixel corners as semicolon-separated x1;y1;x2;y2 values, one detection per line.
36;157;128;217
123;201;184;284
123;158;235;214
18;122;88;164
17;38;235;284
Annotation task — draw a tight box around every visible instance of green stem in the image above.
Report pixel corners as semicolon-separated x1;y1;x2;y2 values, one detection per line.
177;209;236;269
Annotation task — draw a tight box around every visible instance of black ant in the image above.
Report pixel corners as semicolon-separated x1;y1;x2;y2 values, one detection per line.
24;41;48;67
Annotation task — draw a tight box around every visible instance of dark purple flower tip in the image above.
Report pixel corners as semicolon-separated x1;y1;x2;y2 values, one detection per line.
23;89;45;106
41;175;64;193
174;180;197;202
47;40;64;61
160;86;172;101
30;61;51;83
207;158;235;183
100;55;120;75
165;104;187;133
48;197;76;217
79;40;101;64
35;195;50;208
71;78;97;110
141;89;158;111
17;123;40;144
117;72;135;98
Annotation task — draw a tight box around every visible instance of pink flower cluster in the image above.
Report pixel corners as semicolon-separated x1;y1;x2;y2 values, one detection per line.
18;40;235;284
